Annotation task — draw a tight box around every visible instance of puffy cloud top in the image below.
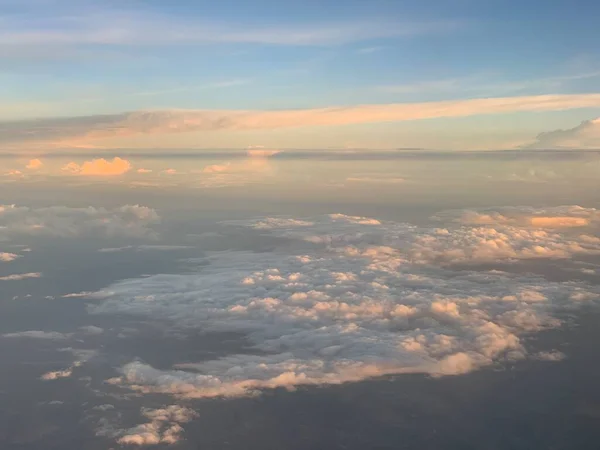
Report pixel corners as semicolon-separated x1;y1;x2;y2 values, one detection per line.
92;207;600;399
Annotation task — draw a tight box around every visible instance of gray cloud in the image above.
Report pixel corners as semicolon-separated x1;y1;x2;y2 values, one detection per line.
524;118;600;149
91;208;600;399
0;204;159;239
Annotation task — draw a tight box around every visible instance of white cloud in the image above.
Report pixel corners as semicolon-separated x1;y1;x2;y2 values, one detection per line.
137;168;152;173
61;157;132;176
0;204;159;239
0;272;42;281
62;291;95;298
79;325;104;335
91;207;600;399
4;95;600;148
2;330;70;339
524;118;600;149
0;252;20;262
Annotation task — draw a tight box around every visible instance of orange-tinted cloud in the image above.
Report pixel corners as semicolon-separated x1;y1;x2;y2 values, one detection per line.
26;158;43;170
4;94;600;148
62;157;131;176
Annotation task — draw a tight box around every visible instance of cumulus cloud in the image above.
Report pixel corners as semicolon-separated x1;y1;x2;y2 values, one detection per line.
61;157;132;176
0;272;42;281
25;158;43;170
0;204;159;239
0;252;20;262
524;117;600;149
112;405;197;446
91;207;600;399
3;95;600;147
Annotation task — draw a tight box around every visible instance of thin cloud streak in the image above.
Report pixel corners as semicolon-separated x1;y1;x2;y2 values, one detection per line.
0;10;461;48
3;94;600;148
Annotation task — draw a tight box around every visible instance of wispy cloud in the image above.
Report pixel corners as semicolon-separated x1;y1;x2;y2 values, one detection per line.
377;71;600;96
3;94;600;148
0;6;461;49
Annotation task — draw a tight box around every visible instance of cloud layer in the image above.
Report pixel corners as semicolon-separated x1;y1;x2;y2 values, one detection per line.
0;204;159;239
3;95;600;147
91;207;600;399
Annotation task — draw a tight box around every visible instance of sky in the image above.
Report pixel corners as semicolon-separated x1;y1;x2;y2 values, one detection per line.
2;0;600;151
2;3;600;448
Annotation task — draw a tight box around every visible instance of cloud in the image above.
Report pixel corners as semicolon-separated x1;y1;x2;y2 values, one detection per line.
25;158;43;170
162;168;177;175
61;157;132;176
202;163;231;174
4;95;600;148
346;176;405;184
198;152;277;187
112;405;197;446
41;366;77;380
433;205;600;229
246;149;281;157
2;330;70;340
79;325;104;335
136;168;152;173
524;117;600;149
0;252;20;262
0;272;42;281
98;245;192;253
534;350;566;362
0;7;459;49
0;204;159;239
91;207;600;399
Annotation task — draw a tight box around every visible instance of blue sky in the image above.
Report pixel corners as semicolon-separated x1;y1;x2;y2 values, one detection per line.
2;0;600;150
